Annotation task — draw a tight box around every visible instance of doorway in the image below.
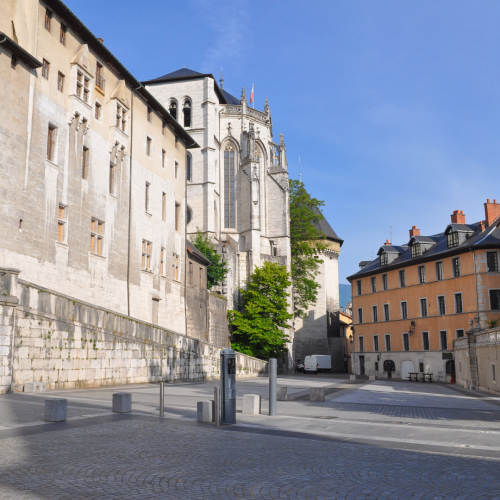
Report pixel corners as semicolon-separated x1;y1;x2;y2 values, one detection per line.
359;356;365;376
401;360;415;380
383;360;395;378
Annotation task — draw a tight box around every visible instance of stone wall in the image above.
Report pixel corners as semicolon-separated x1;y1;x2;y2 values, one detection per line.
208;292;230;349
0;273;266;394
454;327;500;394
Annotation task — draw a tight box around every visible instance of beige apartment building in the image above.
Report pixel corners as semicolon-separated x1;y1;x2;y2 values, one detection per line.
0;0;198;331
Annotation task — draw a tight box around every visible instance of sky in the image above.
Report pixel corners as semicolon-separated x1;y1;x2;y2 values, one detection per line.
64;0;500;284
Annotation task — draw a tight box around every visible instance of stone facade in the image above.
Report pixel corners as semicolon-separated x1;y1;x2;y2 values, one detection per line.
0;271;266;394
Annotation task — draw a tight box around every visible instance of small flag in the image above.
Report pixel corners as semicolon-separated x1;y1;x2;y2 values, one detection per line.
250;83;254;104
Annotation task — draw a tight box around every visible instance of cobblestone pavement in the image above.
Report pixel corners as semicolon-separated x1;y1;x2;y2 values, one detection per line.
0;377;499;499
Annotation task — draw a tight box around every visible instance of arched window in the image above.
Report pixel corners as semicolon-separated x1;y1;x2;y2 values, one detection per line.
186;153;192;181
169;100;177;121
183;99;191;127
224;144;235;228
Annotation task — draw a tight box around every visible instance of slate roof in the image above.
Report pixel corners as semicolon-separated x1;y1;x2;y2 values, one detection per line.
347;219;500;281
186;240;211;266
312;211;343;246
221;89;241;105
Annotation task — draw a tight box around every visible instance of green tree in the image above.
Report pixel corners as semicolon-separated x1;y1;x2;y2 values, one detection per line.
191;229;228;290
487;319;500;329
289;179;327;318
228;261;293;360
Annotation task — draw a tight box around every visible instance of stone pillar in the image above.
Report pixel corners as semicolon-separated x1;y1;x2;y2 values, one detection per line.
0;268;20;306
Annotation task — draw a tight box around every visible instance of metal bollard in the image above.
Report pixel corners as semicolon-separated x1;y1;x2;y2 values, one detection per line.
159;382;164;418
269;358;277;416
214;386;221;426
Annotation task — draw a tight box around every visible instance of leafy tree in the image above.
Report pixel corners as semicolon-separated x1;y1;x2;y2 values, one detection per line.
228;261;293;360
487;319;500;329
191;229;228;290
289;179;327;318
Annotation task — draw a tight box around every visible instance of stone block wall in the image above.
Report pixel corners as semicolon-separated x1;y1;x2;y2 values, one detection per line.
208;292;230;349
0;278;266;394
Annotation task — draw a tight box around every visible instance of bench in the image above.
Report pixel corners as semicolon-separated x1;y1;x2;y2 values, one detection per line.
421;373;433;382
407;372;419;381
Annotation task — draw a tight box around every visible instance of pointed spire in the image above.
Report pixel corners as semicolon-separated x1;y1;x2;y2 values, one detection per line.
241;87;247;104
264;97;270;114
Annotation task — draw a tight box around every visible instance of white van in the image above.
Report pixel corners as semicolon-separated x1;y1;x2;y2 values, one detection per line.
304;355;332;374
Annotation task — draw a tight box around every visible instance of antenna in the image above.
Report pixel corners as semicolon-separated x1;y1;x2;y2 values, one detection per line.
299;156;302;183
390;226;393;245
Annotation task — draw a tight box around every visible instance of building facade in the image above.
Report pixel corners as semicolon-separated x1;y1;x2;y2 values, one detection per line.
347;200;500;381
0;0;198;333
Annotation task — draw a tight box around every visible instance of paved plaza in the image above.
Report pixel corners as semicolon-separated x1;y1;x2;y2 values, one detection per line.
0;375;499;499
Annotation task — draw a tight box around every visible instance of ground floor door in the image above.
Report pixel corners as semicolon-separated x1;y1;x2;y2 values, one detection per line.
401;360;415;380
359;356;365;376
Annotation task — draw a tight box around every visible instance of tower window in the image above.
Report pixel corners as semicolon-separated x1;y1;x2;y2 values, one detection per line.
183;100;191;127
169;101;177;121
224;144;235;228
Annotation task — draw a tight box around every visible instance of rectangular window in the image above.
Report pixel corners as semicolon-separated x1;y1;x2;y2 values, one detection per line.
419;362;424;373
438;295;446;315
454;293;463;313
401;301;408;320
358;336;364;352
82;146;89;179
45;9;52;31
420;298;428;317
436;261;444;281
162;149;166;169
403;333;410;352
95;102;101;120
418;265;426;284
95;62;105;91
146;137;152;156
57;204;66;243
172;253;179;281
399;269;406;287
47;124;56;161
90;218;104;255
175;161;179;179
76;71;89;102
162;192;166;222
141;240;152;271
375;361;379;372
487;252;499;272
385;334;391;352
456;329;464;338
384;304;390;321
411;243;421;258
175;202;181;232
380;253;388;266
447;232;459;248
440;330;448;350
493;364;496;382
57;72;64;92
188;262;193;285
145;183;150;213
422;332;430;351
109;164;115;194
42;59;50;79
160;248;165;276
60;23;67;45
356;280;362;296
490;289;500;310
373;335;379;352
147;107;153;123
357;308;363;324
199;268;203;288
371;277;376;293
372;305;378;323
382;274;388;291
452;257;461;277
116;104;127;131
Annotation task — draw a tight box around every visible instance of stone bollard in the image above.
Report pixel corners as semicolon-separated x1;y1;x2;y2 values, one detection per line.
197;401;213;422
242;394;261;415
45;398;67;422
310;387;325;402
350;374;357;381
112;393;132;413
277;387;288;401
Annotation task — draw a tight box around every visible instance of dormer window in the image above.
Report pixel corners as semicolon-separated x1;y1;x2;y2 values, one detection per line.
380;253;388;266
447;231;459;248
410;243;421;258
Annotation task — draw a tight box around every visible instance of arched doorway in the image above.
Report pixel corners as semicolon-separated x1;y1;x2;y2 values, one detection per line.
383;360;395;379
401;360;415;380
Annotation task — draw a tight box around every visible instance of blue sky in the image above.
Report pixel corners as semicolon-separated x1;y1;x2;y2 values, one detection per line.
64;0;500;284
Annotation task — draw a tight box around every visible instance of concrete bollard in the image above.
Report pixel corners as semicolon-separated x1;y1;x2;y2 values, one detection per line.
24;382;47;393
112;393;132;413
310;387;325;402
197;401;213;422
242;394;261;415
350;375;357;381
45;398;67;422
277;387;288;401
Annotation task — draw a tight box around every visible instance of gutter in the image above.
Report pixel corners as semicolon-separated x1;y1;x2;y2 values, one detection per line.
0;32;42;68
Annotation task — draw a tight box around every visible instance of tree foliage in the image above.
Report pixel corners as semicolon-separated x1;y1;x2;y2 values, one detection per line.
228;261;293;360
191;229;228;290
289;179;327;318
487;319;500;329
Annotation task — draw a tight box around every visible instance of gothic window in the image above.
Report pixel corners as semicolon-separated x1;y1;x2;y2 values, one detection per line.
186;153;192;181
169;100;177;121
224;144;235;228
183;99;191;127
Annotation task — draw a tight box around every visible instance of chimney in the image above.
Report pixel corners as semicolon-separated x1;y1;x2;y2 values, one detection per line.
485;199;500;226
98;38;104;43
478;220;486;232
450;210;466;224
409;225;420;238
384;239;390;245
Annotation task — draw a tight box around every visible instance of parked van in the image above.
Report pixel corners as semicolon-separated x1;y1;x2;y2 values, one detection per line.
304;355;332;374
